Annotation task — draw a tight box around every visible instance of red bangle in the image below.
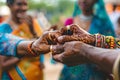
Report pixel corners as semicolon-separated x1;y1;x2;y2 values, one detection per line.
95;34;102;47
27;42;37;56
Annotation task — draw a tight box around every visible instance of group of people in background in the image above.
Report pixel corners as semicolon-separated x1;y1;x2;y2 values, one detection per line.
0;0;44;80
0;0;120;80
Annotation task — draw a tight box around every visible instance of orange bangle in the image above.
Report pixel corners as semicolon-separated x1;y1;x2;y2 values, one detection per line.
110;36;115;49
27;42;37;56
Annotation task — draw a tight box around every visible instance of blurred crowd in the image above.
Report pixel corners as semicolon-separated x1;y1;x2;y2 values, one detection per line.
0;0;120;80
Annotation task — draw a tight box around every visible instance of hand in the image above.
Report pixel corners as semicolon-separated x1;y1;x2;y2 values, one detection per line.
59;24;95;45
52;41;89;66
19;15;33;25
31;31;62;54
48;25;58;31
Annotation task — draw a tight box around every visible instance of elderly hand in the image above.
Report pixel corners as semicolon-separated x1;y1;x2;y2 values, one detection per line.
52;41;90;66
31;30;61;54
59;24;95;45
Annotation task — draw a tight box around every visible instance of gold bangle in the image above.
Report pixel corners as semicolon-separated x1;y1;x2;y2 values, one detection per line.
50;45;53;53
113;55;120;80
95;34;97;46
66;25;70;30
48;32;52;41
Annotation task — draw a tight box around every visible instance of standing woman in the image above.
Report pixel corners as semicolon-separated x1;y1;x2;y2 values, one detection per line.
60;0;116;80
0;0;44;80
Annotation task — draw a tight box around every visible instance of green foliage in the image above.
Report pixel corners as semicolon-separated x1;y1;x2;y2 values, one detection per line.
0;2;5;6
0;0;74;24
28;0;74;24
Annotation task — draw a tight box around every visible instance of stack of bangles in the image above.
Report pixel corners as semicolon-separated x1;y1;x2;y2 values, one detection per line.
94;33;120;49
27;41;39;56
66;25;120;49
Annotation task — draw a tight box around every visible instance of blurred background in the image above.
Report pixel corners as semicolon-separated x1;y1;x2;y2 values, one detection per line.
0;0;76;30
0;0;120;29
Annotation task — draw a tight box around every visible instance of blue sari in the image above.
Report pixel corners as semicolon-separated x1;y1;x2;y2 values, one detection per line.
59;0;116;80
0;23;23;80
0;23;44;80
0;24;23;57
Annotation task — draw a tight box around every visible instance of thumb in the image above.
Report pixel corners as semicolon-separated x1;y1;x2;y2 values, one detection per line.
58;35;79;44
53;52;65;63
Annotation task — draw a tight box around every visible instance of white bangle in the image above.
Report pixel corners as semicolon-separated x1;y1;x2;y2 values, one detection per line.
66;25;70;30
113;55;120;80
50;45;53;53
48;32;52;41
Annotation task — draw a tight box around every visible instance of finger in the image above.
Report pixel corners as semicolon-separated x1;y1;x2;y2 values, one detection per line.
53;52;66;63
52;45;64;55
70;24;90;34
58;35;79;44
60;27;68;35
66;62;81;67
21;15;33;24
53;54;63;63
60;24;83;35
60;24;81;34
47;31;61;44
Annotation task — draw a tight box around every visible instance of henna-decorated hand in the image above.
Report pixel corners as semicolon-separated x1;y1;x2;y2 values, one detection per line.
31;30;62;54
58;24;95;45
48;25;58;31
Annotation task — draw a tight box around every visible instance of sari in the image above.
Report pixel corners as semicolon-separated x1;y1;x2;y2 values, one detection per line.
59;0;116;80
0;19;44;80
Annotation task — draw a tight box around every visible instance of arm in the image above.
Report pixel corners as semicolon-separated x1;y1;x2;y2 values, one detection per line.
83;44;120;73
0;30;61;57
58;24;120;49
0;56;19;71
0;33;34;57
53;41;120;74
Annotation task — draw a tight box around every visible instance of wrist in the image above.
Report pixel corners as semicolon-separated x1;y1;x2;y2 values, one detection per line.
78;42;92;63
89;34;96;46
31;42;50;54
17;41;33;56
83;45;99;64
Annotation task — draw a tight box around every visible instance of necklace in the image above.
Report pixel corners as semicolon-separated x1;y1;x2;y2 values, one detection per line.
79;14;93;21
76;14;93;31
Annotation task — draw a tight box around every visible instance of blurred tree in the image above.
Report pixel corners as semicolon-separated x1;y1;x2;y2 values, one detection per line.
29;0;74;24
0;0;74;24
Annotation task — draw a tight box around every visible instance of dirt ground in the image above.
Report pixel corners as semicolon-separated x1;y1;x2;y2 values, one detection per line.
43;54;63;80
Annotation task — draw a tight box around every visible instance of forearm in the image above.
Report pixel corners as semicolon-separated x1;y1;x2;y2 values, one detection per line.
2;57;19;71
17;41;33;56
17;40;50;56
84;44;120;73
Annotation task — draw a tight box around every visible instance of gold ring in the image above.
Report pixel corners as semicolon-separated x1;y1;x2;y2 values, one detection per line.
48;32;52;41
66;25;70;30
50;45;53;53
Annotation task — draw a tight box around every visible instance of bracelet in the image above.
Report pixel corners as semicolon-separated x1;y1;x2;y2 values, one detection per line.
50;45;53;53
105;36;111;48
110;36;115;49
103;35;106;48
95;34;102;47
48;32;53;41
116;38;120;48
27;41;37;56
66;25;70;30
94;33;119;49
105;36;115;49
